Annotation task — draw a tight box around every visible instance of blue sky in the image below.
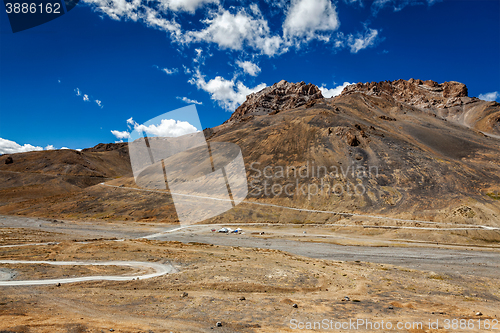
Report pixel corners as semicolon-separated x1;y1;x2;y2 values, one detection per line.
0;0;499;153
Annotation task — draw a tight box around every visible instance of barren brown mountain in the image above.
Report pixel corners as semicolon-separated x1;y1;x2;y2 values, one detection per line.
1;79;499;226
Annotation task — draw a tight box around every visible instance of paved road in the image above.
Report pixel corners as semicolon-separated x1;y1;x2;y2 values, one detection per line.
1;215;499;280
155;230;500;279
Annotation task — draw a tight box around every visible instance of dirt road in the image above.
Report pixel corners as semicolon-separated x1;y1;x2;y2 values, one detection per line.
0;260;175;286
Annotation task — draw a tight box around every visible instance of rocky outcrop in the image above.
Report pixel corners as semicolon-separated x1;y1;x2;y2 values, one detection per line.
337;79;500;136
227;80;323;124
212;78;499;138
340;79;473;109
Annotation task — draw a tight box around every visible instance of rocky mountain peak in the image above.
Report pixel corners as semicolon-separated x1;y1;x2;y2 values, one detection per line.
340;79;473;109
226;80;323;124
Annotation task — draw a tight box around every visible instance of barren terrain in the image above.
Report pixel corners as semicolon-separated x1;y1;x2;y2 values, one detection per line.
1;80;499;332
0;216;499;332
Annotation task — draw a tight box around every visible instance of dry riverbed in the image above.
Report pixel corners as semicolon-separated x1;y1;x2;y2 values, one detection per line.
0;228;499;332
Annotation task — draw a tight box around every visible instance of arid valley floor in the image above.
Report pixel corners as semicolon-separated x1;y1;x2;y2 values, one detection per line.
1;214;499;332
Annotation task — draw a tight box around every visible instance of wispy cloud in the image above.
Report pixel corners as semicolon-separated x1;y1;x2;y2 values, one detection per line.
343;0;364;7
236;60;261;77
371;0;441;16
74;87;104;108
176;96;203;105
478;91;499;101
193;48;206;64
347;27;379;53
163;68;178;75
153;65;179;75
182;65;192;75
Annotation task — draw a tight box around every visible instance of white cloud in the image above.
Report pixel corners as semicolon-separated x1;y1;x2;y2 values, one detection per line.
319;82;353;98
343;0;364;6
189;70;266;111
164;0;218;13
347;28;379;53
83;0;183;39
74;87;104;107
333;26;382;53
371;0;391;15
283;0;340;44
176;96;203;105
236;60;261;76
111;130;131;139
182;65;193;74
112;117;199;140
162;67;178;75
193;48;205;64
478;91;499;101
142;7;183;36
371;0;439;15
132;118;199;137
0;138;66;155
83;0;142;21
136;119;198;137
126;117;135;128
185;8;284;56
82;0;369;58
0;138;43;154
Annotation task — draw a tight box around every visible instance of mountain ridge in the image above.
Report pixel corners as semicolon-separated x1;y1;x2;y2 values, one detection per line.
1;78;499;226
214;78;499;138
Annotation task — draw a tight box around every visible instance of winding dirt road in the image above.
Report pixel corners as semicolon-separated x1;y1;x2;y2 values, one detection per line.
0;260;176;286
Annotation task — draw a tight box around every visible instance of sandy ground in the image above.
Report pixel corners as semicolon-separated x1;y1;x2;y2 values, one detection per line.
0;262;143;282
0;217;499;332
